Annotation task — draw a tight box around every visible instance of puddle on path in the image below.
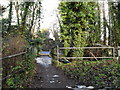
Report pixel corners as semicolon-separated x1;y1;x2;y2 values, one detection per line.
36;51;52;67
39;51;50;55
36;56;52;67
53;75;59;78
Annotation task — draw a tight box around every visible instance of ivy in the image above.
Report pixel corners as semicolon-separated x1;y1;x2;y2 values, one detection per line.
59;2;98;57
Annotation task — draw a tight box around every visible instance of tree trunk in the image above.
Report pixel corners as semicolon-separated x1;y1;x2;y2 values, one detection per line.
103;2;107;45
21;2;30;32
29;4;35;32
7;2;12;31
15;2;20;26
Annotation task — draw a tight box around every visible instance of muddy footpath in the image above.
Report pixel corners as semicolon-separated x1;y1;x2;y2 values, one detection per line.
29;56;77;88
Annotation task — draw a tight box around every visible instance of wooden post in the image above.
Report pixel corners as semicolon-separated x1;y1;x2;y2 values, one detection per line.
113;47;115;59
118;46;120;64
57;45;59;61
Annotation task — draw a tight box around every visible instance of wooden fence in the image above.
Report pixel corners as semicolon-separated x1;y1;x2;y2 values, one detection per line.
57;45;120;61
0;51;27;81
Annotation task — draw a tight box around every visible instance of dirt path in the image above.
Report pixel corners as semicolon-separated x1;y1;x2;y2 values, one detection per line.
29;56;77;88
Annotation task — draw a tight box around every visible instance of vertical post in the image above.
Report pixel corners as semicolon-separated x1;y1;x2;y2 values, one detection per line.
57;45;59;61
113;47;115;59
118;47;120;64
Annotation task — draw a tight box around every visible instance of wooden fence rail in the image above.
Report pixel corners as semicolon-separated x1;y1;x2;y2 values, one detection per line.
59;47;114;49
0;52;26;60
60;57;114;59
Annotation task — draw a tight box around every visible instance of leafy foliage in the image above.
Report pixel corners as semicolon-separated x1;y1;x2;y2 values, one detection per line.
54;59;120;88
108;2;120;46
2;1;42;88
58;2;99;57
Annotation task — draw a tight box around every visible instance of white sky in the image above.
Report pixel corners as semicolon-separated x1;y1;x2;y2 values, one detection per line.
40;0;60;39
0;0;9;19
0;0;9;5
0;0;60;27
40;0;60;30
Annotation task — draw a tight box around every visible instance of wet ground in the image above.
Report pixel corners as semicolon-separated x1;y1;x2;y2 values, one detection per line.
29;51;115;90
29;55;77;88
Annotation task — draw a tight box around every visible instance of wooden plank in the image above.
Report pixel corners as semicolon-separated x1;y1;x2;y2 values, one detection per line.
60;57;114;59
59;47;114;49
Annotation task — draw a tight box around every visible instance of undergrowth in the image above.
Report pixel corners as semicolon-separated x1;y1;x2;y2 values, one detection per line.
2;34;37;88
5;51;36;88
53;59;120;88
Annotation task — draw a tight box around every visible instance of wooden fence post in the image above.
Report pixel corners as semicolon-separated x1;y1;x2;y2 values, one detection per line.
57;45;59;61
113;47;115;59
118;46;120;64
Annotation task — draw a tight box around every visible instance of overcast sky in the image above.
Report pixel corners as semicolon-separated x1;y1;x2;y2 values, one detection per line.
0;0;60;39
39;0;60;39
40;0;60;30
0;0;60;27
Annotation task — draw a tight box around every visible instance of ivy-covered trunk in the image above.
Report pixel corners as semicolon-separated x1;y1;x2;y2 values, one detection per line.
59;2;98;58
